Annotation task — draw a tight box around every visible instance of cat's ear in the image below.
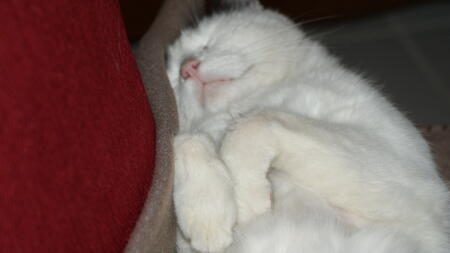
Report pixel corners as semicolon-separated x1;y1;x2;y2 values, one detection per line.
245;0;263;9
227;0;262;9
211;0;263;12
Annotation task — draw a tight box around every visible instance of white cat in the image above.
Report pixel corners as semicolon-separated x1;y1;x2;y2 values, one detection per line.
166;1;450;253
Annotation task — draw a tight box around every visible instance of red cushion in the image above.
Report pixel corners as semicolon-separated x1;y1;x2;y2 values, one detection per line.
0;0;154;252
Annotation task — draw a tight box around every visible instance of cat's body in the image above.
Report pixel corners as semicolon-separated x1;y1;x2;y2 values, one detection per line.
166;1;450;253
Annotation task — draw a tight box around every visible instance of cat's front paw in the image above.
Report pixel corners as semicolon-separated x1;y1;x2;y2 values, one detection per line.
174;134;237;252
177;169;236;253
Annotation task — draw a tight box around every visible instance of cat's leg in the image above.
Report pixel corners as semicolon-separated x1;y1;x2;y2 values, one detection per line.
220;111;439;227
222;111;450;252
174;134;236;253
220;114;279;224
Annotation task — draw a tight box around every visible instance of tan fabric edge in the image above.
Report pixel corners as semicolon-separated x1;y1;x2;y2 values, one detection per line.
125;0;205;252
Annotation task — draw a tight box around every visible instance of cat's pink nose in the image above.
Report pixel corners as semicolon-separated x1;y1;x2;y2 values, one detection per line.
181;58;201;79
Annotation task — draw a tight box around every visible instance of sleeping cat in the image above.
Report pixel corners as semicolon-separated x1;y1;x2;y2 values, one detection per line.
166;1;450;252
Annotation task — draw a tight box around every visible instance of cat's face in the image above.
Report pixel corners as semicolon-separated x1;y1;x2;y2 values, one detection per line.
166;4;303;115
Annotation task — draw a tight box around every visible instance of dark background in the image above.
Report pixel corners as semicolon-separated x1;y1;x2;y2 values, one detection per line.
118;0;421;42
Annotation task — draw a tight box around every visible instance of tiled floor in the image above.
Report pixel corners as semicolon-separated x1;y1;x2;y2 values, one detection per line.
307;2;450;125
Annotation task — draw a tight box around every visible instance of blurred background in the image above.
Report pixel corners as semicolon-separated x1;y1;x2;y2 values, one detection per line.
119;0;450;125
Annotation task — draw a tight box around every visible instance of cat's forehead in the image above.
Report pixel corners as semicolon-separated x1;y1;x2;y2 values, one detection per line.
179;10;285;47
183;13;248;39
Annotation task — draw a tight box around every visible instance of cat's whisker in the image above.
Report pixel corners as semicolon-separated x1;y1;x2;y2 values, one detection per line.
240;17;345;52
298;15;341;25
189;0;200;24
236;21;306;50
305;25;346;40
244;41;320;55
248;69;293;76
237;36;305;51
182;0;202;28
248;36;345;54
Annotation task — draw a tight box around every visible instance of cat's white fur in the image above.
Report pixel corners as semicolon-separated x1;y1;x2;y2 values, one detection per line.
166;2;450;253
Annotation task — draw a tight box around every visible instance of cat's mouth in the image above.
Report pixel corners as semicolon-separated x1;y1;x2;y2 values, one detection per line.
180;58;250;87
187;74;235;87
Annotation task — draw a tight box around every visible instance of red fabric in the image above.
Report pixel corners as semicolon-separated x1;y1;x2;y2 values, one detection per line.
0;0;154;252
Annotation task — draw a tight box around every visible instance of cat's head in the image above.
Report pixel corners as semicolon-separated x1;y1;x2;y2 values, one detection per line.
166;0;303;115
